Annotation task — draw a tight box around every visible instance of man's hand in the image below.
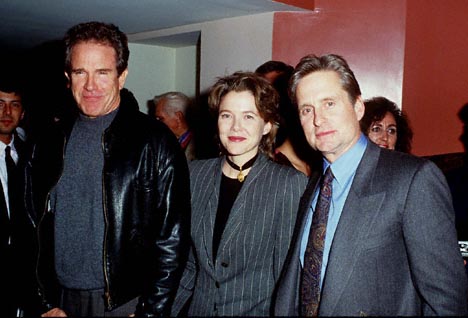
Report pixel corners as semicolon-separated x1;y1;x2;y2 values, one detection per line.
42;307;67;317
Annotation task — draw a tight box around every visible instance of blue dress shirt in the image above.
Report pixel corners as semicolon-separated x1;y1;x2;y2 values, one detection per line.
300;134;368;288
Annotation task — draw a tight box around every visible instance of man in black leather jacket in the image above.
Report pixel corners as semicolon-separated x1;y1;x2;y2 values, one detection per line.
25;21;191;317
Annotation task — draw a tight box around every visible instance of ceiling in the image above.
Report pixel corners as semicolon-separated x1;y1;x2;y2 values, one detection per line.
0;0;307;51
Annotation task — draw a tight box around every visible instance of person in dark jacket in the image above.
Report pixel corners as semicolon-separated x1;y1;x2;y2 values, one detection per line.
273;54;467;317
0;77;38;317
25;21;191;317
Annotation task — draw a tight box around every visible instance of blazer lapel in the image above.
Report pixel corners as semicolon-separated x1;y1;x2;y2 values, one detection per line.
320;143;386;314
198;157;223;268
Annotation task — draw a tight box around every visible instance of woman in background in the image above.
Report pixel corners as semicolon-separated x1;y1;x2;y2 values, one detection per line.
360;96;413;153
171;71;307;316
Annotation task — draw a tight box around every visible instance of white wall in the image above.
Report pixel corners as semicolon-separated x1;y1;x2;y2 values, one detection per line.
199;13;274;93
125;43;196;113
128;12;275;96
125;43;173;113
175;46;197;98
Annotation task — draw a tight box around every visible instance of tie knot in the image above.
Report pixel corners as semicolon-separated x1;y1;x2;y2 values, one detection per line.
5;146;10;156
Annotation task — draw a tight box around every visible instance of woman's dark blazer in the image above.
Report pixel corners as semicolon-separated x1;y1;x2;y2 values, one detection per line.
172;154;307;316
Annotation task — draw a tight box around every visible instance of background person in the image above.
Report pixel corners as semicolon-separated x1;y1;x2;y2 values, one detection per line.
360;96;413;153
171;71;307;316
256;60;318;176
153;91;196;160
0;77;38;317
274;54;467;316
255;60;293;83
25;21;190;317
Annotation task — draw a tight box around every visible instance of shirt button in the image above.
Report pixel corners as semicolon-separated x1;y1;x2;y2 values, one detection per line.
221;262;228;267
215;281;220;288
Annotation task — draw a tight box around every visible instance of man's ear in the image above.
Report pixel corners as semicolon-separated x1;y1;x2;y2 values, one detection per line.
175;111;184;121
175;111;188;127
118;69;128;89
354;96;365;121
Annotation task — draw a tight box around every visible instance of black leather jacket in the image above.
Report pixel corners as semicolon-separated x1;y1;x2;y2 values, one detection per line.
25;90;191;317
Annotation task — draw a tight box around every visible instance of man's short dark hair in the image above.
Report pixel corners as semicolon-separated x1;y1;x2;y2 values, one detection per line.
0;75;23;96
63;21;129;76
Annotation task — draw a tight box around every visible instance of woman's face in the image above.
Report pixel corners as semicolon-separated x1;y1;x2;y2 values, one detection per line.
218;90;271;162
367;111;397;150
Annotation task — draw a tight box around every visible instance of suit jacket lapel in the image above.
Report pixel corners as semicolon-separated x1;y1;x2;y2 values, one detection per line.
298;170;321;228
199;157;223;268
320;143;386;314
293;169;321;257
13;132;27;162
274;169;321;315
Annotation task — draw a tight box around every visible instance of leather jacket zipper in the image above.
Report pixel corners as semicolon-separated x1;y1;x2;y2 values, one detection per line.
102;132;112;309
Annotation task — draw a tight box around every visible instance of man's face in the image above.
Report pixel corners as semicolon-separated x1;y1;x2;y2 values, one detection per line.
0;91;24;144
66;41;128;118
155;99;179;135
296;71;364;163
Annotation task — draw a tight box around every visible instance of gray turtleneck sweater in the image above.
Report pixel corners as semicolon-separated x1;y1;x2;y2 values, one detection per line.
51;110;117;290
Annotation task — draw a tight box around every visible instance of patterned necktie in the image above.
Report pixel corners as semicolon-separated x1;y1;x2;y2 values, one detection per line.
301;166;334;316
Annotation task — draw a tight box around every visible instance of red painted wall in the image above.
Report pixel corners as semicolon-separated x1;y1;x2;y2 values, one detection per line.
272;0;406;118
403;0;468;156
272;0;468;156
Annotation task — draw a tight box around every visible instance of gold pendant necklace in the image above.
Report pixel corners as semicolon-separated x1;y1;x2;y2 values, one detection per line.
225;154;258;183
237;169;245;182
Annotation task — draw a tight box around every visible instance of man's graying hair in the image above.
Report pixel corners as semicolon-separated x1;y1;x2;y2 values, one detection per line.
154;92;191;116
289;54;362;106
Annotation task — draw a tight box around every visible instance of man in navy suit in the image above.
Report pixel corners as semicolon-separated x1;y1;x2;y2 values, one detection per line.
273;54;468;316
